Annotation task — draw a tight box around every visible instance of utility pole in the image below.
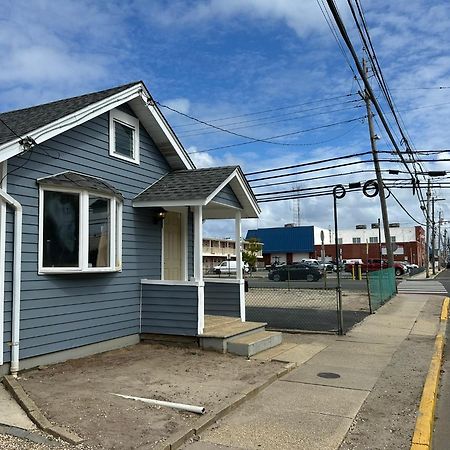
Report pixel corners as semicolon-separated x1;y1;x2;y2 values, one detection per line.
362;59;394;268
425;180;431;278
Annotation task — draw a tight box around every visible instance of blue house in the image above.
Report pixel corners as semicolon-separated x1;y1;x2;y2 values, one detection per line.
0;81;278;375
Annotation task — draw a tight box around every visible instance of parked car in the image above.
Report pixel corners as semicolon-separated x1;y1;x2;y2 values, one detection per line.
268;263;322;282
214;260;250;274
265;261;286;270
344;259;406;276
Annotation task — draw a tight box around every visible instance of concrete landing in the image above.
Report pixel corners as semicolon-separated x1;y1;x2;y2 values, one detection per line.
0;384;36;431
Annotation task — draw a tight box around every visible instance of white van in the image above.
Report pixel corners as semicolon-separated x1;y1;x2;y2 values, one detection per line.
213;260;250;274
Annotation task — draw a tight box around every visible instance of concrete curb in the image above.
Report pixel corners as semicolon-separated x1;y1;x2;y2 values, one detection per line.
154;362;297;450
410;297;449;450
2;375;83;445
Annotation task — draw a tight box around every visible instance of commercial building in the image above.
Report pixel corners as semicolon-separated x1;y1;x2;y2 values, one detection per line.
246;223;426;266
245;225;327;266
317;223;426;266
203;237;263;270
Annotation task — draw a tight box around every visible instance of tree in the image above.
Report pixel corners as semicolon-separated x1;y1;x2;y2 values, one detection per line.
242;237;262;276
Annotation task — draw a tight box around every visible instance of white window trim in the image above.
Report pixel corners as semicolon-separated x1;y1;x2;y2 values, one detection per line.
38;185;123;274
109;109;140;164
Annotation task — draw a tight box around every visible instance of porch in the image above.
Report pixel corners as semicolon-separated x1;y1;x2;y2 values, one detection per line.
135;167;282;355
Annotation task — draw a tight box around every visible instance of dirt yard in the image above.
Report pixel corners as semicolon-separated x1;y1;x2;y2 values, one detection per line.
17;342;284;450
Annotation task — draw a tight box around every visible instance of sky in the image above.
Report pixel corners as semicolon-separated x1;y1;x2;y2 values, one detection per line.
1;0;449;239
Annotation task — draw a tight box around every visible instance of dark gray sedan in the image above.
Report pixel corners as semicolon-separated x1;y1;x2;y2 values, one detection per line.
268;263;322;282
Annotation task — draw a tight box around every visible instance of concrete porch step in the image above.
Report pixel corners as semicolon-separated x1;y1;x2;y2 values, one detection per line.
227;331;283;357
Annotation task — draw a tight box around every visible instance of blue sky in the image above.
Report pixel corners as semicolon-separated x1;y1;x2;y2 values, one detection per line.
1;0;449;238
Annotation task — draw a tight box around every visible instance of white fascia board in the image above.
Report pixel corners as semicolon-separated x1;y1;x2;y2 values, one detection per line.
204;169;261;218
133;199;205;208
144;99;195;170
0;85;144;164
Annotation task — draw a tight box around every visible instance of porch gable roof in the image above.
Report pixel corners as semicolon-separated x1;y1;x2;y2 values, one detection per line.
132;166;260;218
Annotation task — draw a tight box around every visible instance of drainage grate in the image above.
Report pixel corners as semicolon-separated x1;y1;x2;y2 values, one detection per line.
317;372;341;379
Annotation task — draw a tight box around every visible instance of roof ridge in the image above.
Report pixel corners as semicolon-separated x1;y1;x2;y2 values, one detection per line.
0;81;142;116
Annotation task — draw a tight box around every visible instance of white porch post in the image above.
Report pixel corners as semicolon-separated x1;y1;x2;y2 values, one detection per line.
235;210;242;279
193;206;203;281
235;210;246;321
193;206;204;333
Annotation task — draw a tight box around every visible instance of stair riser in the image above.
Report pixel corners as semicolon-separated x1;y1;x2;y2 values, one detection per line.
228;334;283;357
200;326;267;353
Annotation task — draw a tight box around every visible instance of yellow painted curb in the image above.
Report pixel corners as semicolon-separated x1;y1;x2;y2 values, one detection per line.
410;297;448;449
440;297;449;322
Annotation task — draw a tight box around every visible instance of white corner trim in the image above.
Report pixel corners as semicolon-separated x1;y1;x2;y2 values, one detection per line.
239;281;246;322
0;162;6;366
197;283;205;334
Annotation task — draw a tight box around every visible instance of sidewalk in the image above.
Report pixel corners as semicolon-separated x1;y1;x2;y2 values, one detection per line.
183;292;443;450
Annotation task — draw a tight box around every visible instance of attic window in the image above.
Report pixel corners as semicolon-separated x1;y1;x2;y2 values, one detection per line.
109;109;140;164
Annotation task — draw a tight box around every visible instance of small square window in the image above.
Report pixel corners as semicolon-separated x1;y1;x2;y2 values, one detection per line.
352;237;361;244
109;109;140;164
391;236;396;242
369;236;378;243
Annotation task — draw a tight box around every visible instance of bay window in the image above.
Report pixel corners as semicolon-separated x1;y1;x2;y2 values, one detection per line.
39;187;122;273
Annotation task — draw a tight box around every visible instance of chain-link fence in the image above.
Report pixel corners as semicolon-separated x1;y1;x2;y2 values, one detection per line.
245;287;370;333
367;268;397;311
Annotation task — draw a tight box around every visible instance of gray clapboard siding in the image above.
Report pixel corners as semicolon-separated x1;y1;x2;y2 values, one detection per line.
204;281;241;317
212;184;242;209
141;283;198;336
2;107;175;363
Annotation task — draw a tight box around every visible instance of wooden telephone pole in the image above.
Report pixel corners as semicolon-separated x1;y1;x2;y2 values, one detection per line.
362;59;394;268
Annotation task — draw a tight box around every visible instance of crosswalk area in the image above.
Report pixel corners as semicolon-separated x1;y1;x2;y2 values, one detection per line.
397;280;448;295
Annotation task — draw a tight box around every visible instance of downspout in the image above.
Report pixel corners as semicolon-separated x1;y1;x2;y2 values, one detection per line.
0;189;22;376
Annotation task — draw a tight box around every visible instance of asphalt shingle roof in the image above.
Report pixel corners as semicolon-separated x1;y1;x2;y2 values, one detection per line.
0;82;140;146
37;171;123;199
134;166;238;203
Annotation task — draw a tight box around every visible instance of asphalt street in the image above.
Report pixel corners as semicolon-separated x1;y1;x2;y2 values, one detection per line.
432;269;450;450
244;273;402;291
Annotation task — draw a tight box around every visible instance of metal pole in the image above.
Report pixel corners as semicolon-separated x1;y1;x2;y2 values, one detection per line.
333;192;344;335
432;197;436;275
363;59;394;269
378;218;382;261
425;180;431;278
438;210;442;270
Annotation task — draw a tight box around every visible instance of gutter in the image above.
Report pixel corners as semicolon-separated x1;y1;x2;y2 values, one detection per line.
0;189;22;375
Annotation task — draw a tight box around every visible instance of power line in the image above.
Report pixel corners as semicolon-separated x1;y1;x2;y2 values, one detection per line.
189;116;367;153
179;101;363;138
325;0;416;183
173;93;358;129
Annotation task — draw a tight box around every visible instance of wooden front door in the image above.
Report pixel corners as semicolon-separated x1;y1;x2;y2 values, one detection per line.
163;212;182;280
